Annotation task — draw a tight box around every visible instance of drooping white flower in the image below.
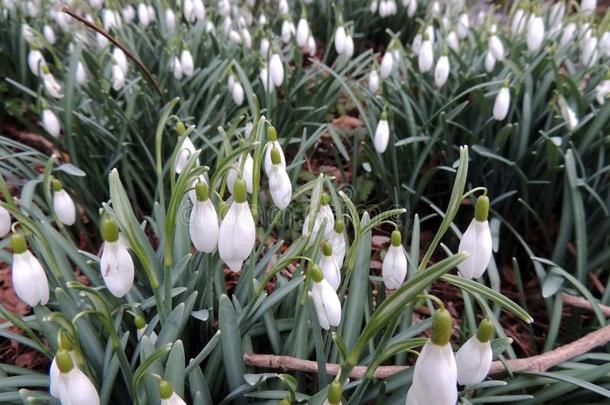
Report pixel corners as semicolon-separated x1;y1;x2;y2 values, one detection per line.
328;220;346;269
75;62;87;85
218;179;256;272
380;51;393;79
227;153;254;195
581;0;597;14
368;69;380;94
484;51;496;73
406;309;457;405
171;57;183;80
100;219;134;298
319;241;341;290
174;135;196;174
28;50;46;76
55;350;100;405
511;8;526;37
581;36;599;67
193;0;206;21
303;192;335;241
456;319;494;386
306;35;317;56
457;13;469;39
42;71;63;99
112;48;128;74
260;37;271;57
102;9;121;31
279;0;289;14
137;2;151;27
160;380;187;405
310;265;341;330
296;18;309;48
493;84;510;121
89;0;103;8
189;182;219;253
165;8;176;32
232;81;244;105
122;5;135;23
0;206;10;238
595;79;610;104
267;147;292;210
180;49;194;77
406;0;417;17
42;108;60;137
241;28;252;49
183;0;195;22
260;64;272;92
270;53;284;87
560;23;576;47
344;35;355;58
135;316;158;345
418;35;433;73
43;25;56;44
446;31;459;53
374;112;390;153
335;25;347;54
263;127;286;176
50;347;79;398
52;179;76;226
281;20;294;44
382;230;407;289
527;16;545;52
11;234;49;307
411;33;422;54
217;0;230;16
558;97;579;131
434;55;449;88
488;35;504;61
457;196;492;279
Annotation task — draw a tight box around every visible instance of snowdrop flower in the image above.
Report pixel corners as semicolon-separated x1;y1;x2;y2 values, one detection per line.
335;25;347;54
137;3;151;27
309;264;341;330
183;0;195;22
174;131;196;174
303;192;335;241
260;64;272;92
493;82;510;121
231;80;244;105
446;31;459;53
122;5;135;23
171;57;183;80
457;195;492;279
484;52;496;73
218;179;256;272
263;126;286;176
296;17;309;48
380;51;393;79
0;206;10;238
217;0;230;16
418;34;433;73
135;316;158;344
511;8;526;37
279;0;289;14
457;14;469;39
344;35;355;58
165;8;176;32
306;35;317;56
406;0;417;17
52;178;76;226
328;220;346;269
102;9;121;31
189;182;219;253
90;0;103;8
229;29;242;44
42;108;60;137
370;0;378;13
456;319;494;386
54;350;100;405
600;32;610;57
97;33;110;49
268;147;292;209
581;0;597;14
193;0;205;21
527;15;545;52
113;48;128;74
227;153;253;195
374;111;390;153
488;34;504;61
319;241;341;290
558;97;579;131
260;37;270;57
42;69;63;99
595;75;610;104
43;25;56;44
560;23;576;47
281;19;294;44
406;308;457;405
147;4;156;22
270;53;284;87
76;62;87;85
159;380;186;405
28;49;46;76
49;332;77;398
180;49;194;77
581;36;598;67
368;69;380;94
382;230;407;289
434;54;449;88
241;28;252;49
100;218;134;297
11;233;49;307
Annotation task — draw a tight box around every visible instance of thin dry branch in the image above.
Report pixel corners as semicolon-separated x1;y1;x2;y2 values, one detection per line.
61;6;164;97
244;323;610;379
562;293;610;317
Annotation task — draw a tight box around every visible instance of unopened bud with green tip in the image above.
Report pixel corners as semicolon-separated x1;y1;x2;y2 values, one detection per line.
11;233;27;254
195;181;209;202
476;318;494;342
327;380;343;404
159;380;173;400
267;125;277;141
101;218;119;243
56;349;74;373
278;398;291;405
233;178;247;203
391;229;401;246
176;121;186;136
431;308;453;346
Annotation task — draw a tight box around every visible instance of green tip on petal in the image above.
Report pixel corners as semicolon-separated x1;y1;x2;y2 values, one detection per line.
101;218;119;243
233;178;247;203
267;125;277;141
56;349;74;373
134;315;146;329
334;220;345;233
271;147;281;165
322;241;333;256
278;399;291;405
474;195;490;222
327;381;343;404
476;318;494;342
51;177;62;192
380;111;387;121
41;65;50;75
58;330;73;351
431;308;453;346
159;380;173;400
195;181;209;202
309;264;324;283
502;78;510;88
176;121;186;136
391;230;401;246
11;233;27;254
320;192;330;205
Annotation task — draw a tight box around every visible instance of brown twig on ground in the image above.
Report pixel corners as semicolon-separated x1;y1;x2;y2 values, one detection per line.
562;293;610;317
61;6;164;98
244;323;610;379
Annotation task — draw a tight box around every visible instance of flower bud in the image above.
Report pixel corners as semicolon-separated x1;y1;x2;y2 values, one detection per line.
374;112;389;153
493;84;510;121
327;381;343;404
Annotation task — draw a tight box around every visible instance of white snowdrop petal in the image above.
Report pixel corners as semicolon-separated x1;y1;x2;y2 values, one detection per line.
189;200;219;253
434;55;449;88
218;201;255;272
493;87;510;121
0;206;11;237
53;189;76;225
374;119;390;153
12;251;49;307
457;219;493;279
409;341;457;405
382;245;407;289
319;254;341;290
100;240;135;297
268;165;292;209
456;336;493;385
